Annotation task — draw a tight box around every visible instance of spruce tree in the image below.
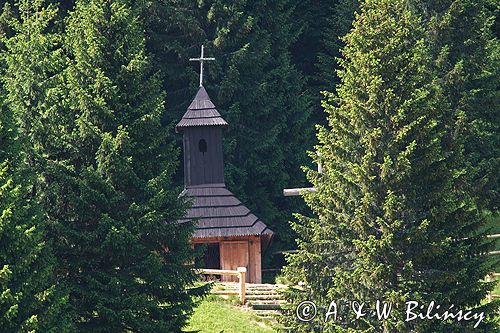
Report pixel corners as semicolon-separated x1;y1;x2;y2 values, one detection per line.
413;0;499;211
283;0;498;331
0;132;69;333
28;0;203;331
0;1;72;331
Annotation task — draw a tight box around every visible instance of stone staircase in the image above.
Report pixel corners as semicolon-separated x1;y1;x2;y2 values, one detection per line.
212;282;286;319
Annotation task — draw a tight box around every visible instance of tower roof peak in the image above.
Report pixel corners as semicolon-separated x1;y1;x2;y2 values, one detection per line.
175;86;228;132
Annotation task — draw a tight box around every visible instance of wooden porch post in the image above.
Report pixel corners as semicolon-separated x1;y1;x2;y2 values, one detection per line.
238;267;246;304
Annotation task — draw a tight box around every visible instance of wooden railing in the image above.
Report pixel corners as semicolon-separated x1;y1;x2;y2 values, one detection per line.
198;267;247;304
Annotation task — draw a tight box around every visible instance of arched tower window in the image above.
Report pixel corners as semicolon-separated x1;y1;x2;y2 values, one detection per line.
198;139;207;153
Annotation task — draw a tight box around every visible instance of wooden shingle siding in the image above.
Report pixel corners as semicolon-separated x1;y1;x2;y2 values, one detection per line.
182;108;221;118
175;86;228;131
180;185;272;239
185;205;250;218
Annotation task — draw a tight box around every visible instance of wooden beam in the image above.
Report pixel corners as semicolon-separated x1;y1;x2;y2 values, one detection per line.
283;187;316;197
197;267;247;304
198;268;240;276
283;156;321;197
238;267;246;304
192;236;255;243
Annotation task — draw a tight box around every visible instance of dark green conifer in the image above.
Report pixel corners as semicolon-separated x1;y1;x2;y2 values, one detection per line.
290;0;360;126
28;0;204;330
414;0;499;211
283;0;498;331
1;1;72;331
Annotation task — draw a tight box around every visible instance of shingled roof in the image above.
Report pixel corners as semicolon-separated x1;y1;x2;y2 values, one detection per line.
175;86;228;132
179;184;273;241
176;85;273;252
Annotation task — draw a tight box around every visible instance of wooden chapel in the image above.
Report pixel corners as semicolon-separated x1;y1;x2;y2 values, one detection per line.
176;46;273;283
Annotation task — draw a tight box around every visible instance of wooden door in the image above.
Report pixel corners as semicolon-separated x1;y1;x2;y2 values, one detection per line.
220;241;249;282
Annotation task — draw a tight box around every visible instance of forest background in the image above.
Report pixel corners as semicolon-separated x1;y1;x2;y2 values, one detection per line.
0;0;498;331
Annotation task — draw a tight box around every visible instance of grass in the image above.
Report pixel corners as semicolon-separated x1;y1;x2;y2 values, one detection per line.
493;276;500;296
186;295;275;333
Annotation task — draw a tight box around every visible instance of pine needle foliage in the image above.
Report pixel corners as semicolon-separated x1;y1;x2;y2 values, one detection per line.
6;0;205;331
283;0;499;331
1;1;73;331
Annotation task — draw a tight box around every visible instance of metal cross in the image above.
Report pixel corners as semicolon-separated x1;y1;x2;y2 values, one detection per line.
190;45;215;87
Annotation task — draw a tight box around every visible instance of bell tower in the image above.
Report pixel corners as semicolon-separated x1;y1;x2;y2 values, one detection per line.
176;45;273;284
176;45;227;187
175;86;228;186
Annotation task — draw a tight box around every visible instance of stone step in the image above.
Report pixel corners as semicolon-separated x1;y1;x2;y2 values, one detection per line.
218;290;280;296
211;290;240;295
254;310;282;318
247;300;286;305
213;289;281;294
247;289;279;293
217;284;285;289
251;303;283;311
247;301;286;307
217;283;285;287
246;294;283;300
212;285;280;291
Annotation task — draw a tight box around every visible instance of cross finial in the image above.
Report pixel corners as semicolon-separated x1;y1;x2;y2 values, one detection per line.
190;45;215;87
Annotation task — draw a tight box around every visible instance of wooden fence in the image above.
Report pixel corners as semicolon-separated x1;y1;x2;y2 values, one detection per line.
198;267;247;304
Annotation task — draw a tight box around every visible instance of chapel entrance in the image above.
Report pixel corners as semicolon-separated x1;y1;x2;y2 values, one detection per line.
220;241;249;282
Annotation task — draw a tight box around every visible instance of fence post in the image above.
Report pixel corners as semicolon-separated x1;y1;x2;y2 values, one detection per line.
237;267;246;305
486;274;492;303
